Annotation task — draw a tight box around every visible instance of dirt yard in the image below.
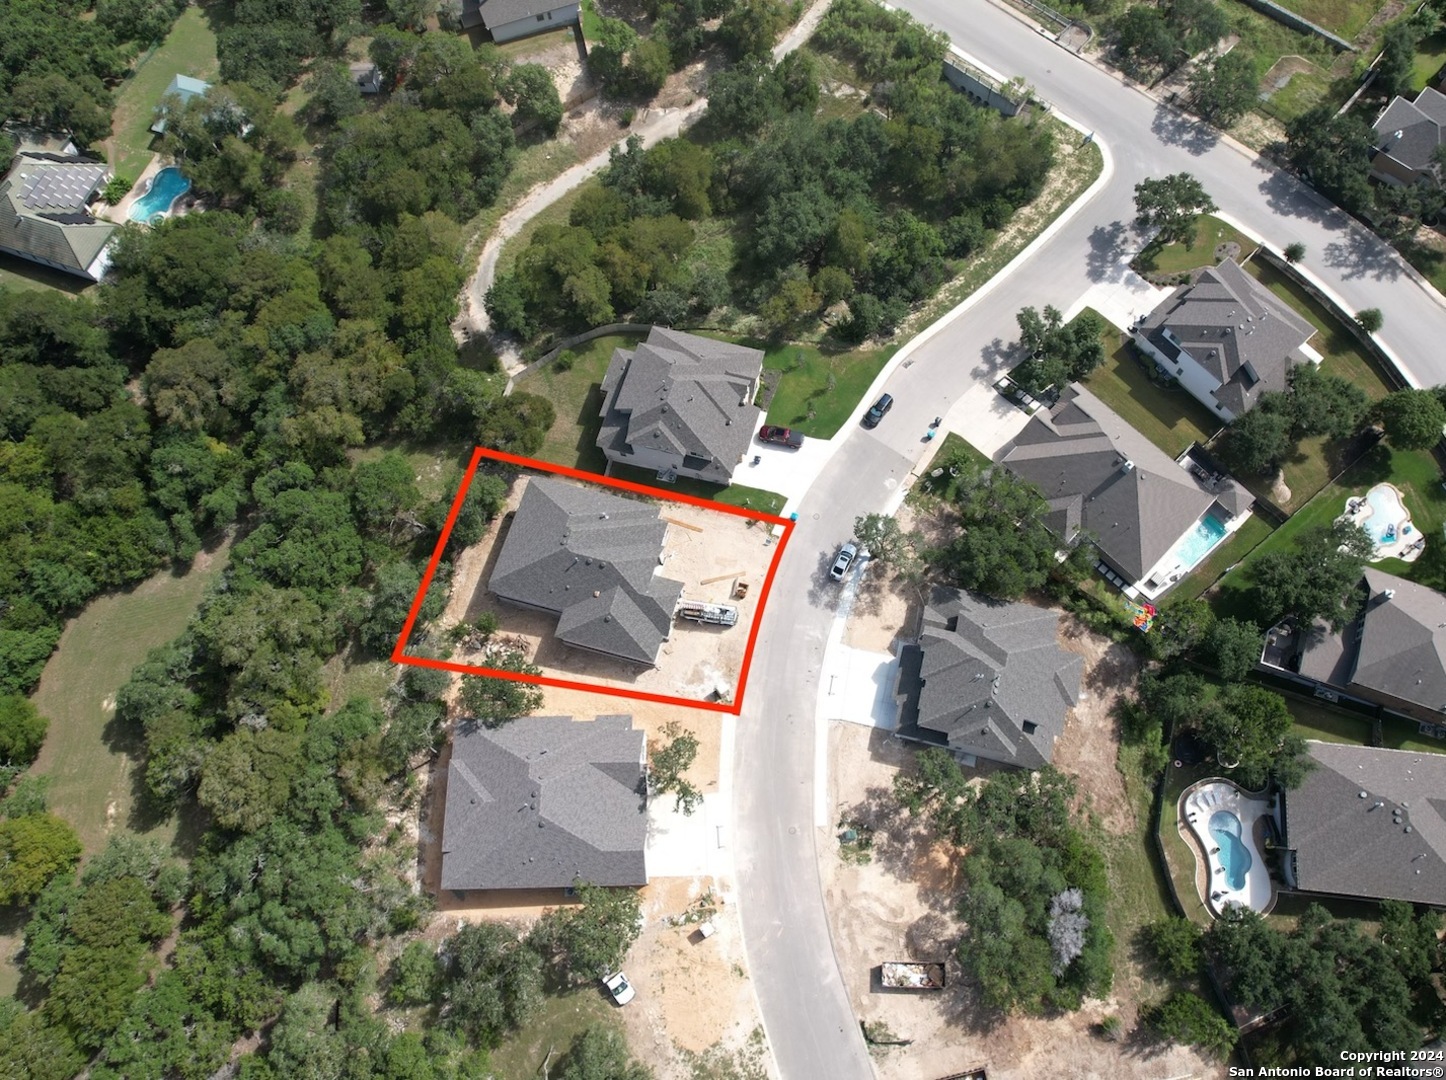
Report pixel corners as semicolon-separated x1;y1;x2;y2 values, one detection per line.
821;589;1224;1080
618;876;775;1079
432;472;779;705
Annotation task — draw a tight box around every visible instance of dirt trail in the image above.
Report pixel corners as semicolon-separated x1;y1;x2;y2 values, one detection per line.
452;0;835;372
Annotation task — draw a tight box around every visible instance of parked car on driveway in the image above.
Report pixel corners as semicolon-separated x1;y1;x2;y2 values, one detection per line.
603;971;634;1006
758;425;804;448
862;393;893;428
829;542;858;581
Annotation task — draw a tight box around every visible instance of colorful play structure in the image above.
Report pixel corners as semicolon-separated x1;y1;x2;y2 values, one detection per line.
1124;598;1156;633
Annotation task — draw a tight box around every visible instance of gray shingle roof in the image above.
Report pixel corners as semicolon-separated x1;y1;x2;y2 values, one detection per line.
597;328;763;484
1291;569;1446;715
0;152;115;279
476;0;571;28
998;385;1247;583
489;477;684;665
897;587;1081;768
1284;741;1446;905
440;714;647;891
1138;260;1316;416
1372;88;1446;172
1351;568;1446;709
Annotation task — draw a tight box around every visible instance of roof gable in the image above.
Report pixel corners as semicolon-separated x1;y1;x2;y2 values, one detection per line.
441;715;647;891
908;587;1082;767
0;153;115;278
1350;568;1446;710
1372;91;1446;171
1286;741;1446;905
478;0;571;27
1138;260;1316;414
489;477;683;664
999;386;1234;581
597;328;763;482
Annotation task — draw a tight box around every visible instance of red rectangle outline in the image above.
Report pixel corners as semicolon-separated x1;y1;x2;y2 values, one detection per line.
390;447;795;716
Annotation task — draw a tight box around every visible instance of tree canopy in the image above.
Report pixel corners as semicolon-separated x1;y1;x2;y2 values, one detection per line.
1133;173;1217;247
1246;521;1374;630
897;757;1112;1014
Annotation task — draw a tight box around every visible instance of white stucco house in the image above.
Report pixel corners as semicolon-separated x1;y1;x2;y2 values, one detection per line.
1133;259;1320;422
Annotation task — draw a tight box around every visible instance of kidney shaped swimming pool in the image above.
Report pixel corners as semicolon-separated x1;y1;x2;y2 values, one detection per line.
1208;810;1251;891
128;167;191;223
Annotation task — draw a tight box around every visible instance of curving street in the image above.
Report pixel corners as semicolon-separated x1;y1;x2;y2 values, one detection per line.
731;4;1446;1079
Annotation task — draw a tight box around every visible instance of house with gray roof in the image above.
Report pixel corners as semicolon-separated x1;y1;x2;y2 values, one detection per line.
894;587;1082;768
1280;741;1446;907
459;0;580;41
997;384;1253;601
1263;568;1446;727
596;328;763;486
349;61;382;94
489;476;684;666
1133;259;1319;421
1369;86;1446;187
0;151;115;280
150;74;212;135
441;714;647;893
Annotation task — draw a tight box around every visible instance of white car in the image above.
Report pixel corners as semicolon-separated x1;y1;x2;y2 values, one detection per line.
603;971;635;1006
829;542;858;581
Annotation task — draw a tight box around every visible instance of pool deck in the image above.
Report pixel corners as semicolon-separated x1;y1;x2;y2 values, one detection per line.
1177;777;1276;917
1339;482;1424;563
102;156;163;225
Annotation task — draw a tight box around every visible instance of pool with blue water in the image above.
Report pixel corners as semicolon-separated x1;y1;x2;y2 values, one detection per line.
128;167;191;223
1209;810;1252;891
1171;513;1228;571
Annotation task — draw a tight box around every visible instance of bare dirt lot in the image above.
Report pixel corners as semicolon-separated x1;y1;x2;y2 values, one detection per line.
822;576;1223;1079
431;471;781;704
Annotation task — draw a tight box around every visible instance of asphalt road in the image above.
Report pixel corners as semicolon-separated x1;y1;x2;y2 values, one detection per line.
731;6;1446;1080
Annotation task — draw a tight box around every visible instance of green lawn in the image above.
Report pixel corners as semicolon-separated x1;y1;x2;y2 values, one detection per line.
1412;29;1446;91
521;332;646;474
580;0;605;40
1135;215;1257;277
1214;443;1446;617
1289;695;1446;754
27;539;231;857
1159;762;1215;927
758;340;897;438
1241;260;1395;402
1173;511;1275;602
1267;0;1387;39
606;464;786;516
1104;745;1196;1004
0;255;98;297
487;986;621;1078
1082;331;1220;458
108;5;220;181
1258;64;1335;126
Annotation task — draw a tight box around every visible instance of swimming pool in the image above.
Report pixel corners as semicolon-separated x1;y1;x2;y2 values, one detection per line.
128;167;191;223
1171;513;1228;571
1208;810;1251;891
1180;779;1275;917
1363;483;1408;544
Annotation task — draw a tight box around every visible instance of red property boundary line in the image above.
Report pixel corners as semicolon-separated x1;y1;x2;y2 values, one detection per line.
390;447;795;716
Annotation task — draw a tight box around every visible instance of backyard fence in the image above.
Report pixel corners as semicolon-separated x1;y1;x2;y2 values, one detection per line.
1251;245;1446;471
1230;0;1355;51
